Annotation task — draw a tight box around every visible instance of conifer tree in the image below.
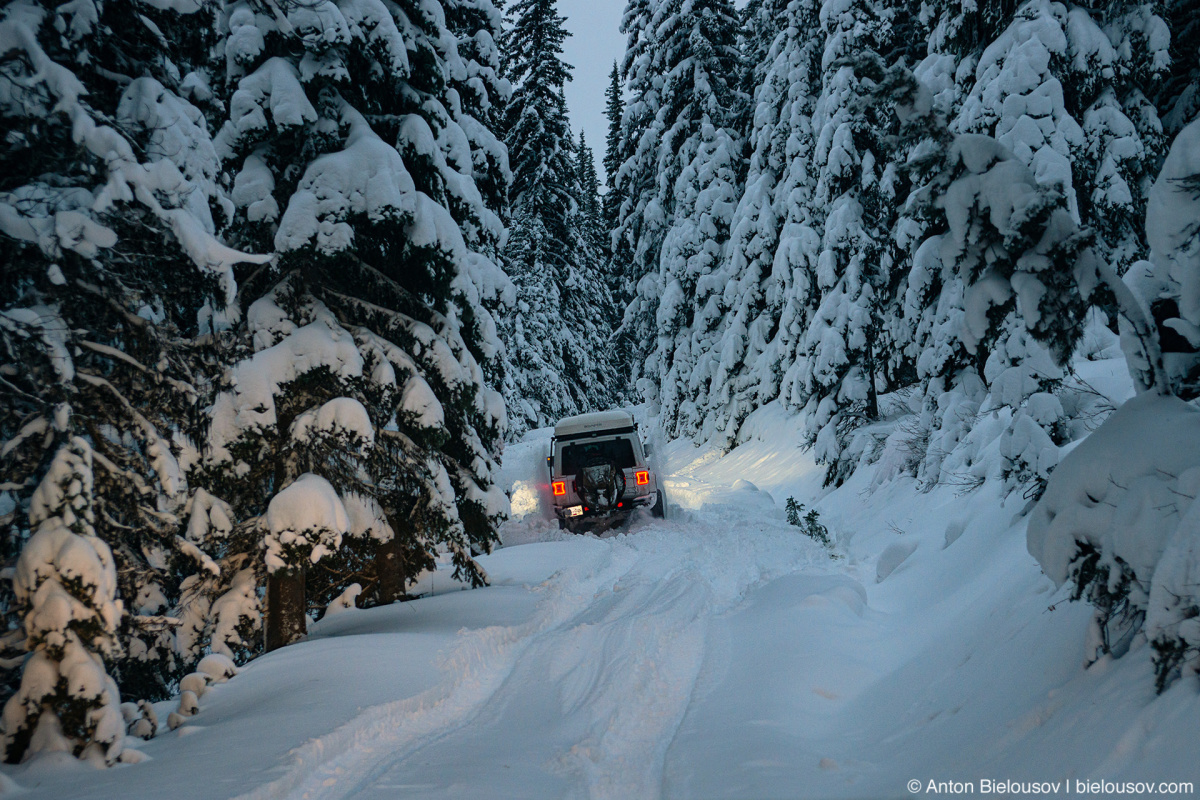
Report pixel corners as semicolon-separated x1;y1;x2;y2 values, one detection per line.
0;0;264;757
444;0;513;227
499;0;617;434
575;131;605;251
209;0;509;650
1;440;126;764
602;62;626;235
1126;117;1200;398
624;0;745;432
612;0;667;385
778;0;899;483
702;0;825;448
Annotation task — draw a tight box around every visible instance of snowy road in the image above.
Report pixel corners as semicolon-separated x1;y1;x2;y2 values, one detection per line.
8;408;1200;799
236;494;836;800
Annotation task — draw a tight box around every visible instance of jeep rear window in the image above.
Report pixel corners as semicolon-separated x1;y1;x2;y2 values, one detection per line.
560;439;637;474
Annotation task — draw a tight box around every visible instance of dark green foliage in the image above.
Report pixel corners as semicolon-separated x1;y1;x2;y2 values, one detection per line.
1151;608;1198;693
785;497;830;545
0;0;247;714
602;61;625;235
1161;0;1200;131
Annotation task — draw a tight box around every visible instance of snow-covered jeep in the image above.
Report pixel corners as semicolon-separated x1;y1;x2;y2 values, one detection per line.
547;410;663;533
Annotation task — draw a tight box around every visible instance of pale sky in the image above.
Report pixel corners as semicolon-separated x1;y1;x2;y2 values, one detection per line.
558;0;625;185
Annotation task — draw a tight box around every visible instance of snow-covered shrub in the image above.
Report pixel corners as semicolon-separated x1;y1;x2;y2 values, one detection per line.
1028;394;1200;687
127;700;157;741
196;654;238;684
0;439;127;764
207;569;261;664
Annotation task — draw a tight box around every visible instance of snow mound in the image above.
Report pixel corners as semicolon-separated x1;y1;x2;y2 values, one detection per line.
876;540;919;582
290;397;374;449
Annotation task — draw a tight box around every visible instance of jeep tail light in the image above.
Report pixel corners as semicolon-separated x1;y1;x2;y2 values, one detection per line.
635;470;649;486
552;481;566;496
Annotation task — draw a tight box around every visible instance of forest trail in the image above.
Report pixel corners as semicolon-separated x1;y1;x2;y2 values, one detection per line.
10;414;1199;800
234;436;836;800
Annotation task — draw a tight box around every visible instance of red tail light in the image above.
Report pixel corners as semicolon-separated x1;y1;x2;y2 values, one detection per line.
552;481;566;496
635;470;649;486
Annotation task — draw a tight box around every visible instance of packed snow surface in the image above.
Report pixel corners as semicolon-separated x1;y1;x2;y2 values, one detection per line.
7;406;1199;798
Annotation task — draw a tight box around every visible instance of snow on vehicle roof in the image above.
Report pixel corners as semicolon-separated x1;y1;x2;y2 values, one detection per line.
553;410;635;438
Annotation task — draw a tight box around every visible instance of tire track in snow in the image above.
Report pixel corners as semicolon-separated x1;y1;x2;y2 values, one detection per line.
231;544;641;800
547;567;713;800
237;503;829;800
543;511;829;800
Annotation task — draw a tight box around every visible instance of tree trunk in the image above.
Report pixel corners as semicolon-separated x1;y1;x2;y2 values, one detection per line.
374;535;407;605
865;339;880;420
265;567;306;652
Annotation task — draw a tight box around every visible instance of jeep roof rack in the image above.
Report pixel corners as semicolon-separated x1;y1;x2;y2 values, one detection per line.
552;410;636;441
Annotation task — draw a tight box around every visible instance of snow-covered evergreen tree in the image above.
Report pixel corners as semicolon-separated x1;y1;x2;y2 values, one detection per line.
0;440;127;764
828;0;1175;491
444;0;513;228
208;0;510;649
1028;126;1200;687
1126;117;1200;398
602;61;626;236
0;0;269;728
649;120;742;437
780;0;899;484
575;131;606;254
700;0;825;448
499;0;617;435
867;43;1169;490
623;0;745;434
736;0;786;143
612;0;667;387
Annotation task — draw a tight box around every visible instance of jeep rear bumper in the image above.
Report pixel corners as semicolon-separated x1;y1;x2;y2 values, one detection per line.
554;491;658;520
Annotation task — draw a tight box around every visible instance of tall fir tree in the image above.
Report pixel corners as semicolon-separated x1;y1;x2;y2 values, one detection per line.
612;0;667;389
499;0;617;435
443;0;514;230
622;0;746;434
913;0;1167;488
776;0;899;484
702;0;825;448
575;131;605;251
0;0;266;762
208;0;510;650
602;61;626;236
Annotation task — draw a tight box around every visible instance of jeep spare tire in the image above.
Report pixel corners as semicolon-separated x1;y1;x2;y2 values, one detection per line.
576;455;625;511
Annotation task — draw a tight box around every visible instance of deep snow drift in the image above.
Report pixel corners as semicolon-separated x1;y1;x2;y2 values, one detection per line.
4;403;1199;799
